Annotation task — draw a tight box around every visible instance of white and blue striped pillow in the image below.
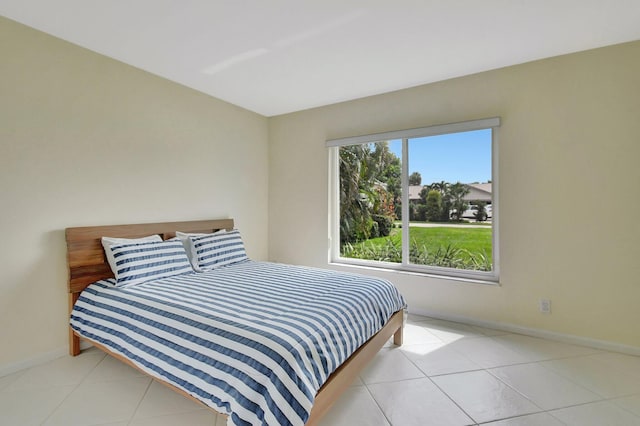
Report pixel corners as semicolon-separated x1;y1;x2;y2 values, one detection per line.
175;230;224;270
102;235;163;278
109;239;193;287
191;229;248;271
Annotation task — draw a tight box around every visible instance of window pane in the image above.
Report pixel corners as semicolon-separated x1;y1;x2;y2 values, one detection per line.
339;140;402;263
407;129;492;271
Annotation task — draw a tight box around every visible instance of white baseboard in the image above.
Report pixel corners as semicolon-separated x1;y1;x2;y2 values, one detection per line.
0;341;93;378
0;346;67;378
409;307;640;356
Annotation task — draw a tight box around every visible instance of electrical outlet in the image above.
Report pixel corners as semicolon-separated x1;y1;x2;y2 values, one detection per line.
539;299;551;314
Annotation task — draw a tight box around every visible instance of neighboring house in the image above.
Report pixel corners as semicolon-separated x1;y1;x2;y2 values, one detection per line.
408;185;423;201
409;182;492;203
464;183;492;203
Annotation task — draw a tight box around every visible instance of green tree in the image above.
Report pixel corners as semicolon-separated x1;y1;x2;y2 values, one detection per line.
448;182;470;221
418;186;429;204
426;181;452;221
429;180;449;194
424;190;442;222
371;143;401;219
409;172;422;185
339;145;373;243
415;204;428;221
339;142;400;244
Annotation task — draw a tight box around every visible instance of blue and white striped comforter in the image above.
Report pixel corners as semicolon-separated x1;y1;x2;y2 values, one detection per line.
70;261;406;426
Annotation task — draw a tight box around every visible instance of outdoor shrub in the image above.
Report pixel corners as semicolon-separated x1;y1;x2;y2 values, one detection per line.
409;204;417;221
341;239;402;263
341;238;491;271
416;205;428;222
372;214;394;237
340;216;374;244
369;221;380;238
473;202;488;222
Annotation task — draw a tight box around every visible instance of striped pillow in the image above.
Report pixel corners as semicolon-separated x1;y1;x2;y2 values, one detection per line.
110;239;193;287
101;234;163;277
175;230;225;270
191;229;249;271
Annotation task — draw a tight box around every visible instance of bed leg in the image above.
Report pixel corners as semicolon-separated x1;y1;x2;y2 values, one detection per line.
69;328;80;356
69;293;81;356
393;326;403;346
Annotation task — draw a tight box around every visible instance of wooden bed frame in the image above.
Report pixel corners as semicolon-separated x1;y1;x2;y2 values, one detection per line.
66;218;404;425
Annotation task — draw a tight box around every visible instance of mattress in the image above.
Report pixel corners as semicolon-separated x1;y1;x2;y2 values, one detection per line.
70;261;406;426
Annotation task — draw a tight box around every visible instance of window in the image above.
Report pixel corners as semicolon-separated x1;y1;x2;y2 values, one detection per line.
328;118;500;282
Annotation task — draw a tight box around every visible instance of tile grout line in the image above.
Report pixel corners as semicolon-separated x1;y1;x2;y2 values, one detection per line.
126;377;155;426
390;342;479;425
534;356;629;401
544;394;640;421
400;323;499;424
416;318;640;424
0;369;27;393
401;322;594;424
438;347;614;423
367;334;477;426
38;353;107;425
362;382;394;426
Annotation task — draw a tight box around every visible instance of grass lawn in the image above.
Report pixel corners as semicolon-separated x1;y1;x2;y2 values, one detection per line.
406;221;492;227
342;225;493;270
408;227;491;259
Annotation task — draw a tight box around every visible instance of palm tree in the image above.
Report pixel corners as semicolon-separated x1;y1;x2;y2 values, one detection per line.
339;145;373;243
430;180;450;194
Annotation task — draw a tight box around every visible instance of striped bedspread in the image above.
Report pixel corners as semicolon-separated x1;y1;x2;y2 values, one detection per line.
70;261;406;426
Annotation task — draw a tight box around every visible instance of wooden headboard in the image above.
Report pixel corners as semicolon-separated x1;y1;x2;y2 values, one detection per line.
65;218;234;294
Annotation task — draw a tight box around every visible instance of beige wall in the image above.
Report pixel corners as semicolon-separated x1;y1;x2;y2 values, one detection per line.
269;41;640;349
2;14;639;372
0;17;269;368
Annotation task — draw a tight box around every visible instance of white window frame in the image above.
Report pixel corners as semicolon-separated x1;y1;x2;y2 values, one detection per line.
327;118;500;284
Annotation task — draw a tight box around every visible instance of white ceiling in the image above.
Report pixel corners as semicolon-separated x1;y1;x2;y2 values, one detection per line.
2;1;640;116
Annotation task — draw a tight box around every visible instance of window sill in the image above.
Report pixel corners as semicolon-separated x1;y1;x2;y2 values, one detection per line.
329;259;500;286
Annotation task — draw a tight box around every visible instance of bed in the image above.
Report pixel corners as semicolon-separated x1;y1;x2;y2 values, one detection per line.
66;218;405;425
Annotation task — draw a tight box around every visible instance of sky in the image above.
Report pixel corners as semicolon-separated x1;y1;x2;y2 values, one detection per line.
388;128;492;185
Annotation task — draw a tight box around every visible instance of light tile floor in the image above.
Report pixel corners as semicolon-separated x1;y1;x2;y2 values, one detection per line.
1;315;639;425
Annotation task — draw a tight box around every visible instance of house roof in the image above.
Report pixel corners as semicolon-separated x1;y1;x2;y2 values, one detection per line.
408;185;423;200
467;183;492;194
464;183;492;202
